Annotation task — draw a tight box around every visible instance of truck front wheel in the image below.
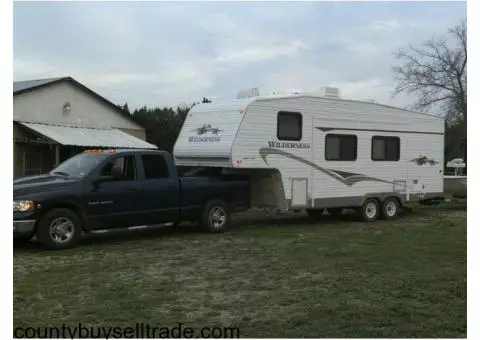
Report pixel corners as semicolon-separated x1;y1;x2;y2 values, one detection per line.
200;199;230;233
36;208;83;250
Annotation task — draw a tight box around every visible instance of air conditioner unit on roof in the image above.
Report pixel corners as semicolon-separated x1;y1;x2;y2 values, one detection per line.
324;87;340;98
236;88;260;99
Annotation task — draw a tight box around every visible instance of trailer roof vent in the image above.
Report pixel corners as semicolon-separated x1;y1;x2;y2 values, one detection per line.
236;88;260;99
324;86;340;99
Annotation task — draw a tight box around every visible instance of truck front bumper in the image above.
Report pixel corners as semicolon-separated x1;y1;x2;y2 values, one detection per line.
13;220;36;238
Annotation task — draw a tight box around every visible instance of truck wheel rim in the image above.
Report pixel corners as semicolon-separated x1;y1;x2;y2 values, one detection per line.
49;217;75;243
365;202;377;219
385;200;397;217
209;207;226;228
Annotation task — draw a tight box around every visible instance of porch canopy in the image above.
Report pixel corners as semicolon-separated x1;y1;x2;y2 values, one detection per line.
17;122;157;149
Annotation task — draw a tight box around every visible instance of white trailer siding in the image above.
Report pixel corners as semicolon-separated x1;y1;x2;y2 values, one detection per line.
405;133;444;196
231;98;315;207
174;98;252;166
230;96;443;205
174;94;444;210
311;129;444;205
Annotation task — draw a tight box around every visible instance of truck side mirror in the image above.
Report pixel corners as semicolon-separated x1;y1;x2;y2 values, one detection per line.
111;166;123;180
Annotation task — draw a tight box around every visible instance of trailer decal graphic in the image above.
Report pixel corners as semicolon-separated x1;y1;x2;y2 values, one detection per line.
410;155;439;165
191;124;223;135
315;126;443;135
267;141;311;149
189;124;224;143
258;147;394;186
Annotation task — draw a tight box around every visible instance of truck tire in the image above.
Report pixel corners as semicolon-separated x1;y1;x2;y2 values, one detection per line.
36;208;82;250
200;199;230;233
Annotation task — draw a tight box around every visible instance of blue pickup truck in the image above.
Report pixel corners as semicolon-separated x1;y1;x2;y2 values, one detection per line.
13;149;251;250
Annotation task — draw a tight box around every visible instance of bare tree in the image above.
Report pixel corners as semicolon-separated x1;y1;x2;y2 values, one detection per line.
392;19;467;169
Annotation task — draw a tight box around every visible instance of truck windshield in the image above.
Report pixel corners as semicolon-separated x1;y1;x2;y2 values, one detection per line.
51;153;109;177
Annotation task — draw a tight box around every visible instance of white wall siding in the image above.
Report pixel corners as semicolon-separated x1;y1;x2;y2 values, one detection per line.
13;81;142;131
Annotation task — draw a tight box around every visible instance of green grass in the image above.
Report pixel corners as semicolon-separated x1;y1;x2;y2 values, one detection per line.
13;204;466;338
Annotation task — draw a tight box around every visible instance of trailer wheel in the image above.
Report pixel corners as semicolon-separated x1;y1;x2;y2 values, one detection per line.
200;199;230;233
357;198;380;222
36;208;82;250
381;197;400;220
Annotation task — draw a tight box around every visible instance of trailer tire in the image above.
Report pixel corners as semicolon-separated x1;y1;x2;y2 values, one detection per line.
381;197;400;220
357;198;380;222
36;208;82;250
200;199;230;233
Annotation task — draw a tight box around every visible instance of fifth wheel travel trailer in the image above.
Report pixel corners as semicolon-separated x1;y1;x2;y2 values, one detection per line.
173;88;445;221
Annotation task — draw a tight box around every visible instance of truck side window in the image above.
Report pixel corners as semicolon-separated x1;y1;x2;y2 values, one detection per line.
101;156;136;180
142;155;169;179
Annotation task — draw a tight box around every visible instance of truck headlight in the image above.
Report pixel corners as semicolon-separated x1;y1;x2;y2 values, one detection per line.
13;200;35;212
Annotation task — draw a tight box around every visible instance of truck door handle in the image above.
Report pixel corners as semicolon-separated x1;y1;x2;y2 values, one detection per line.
127;188;140;192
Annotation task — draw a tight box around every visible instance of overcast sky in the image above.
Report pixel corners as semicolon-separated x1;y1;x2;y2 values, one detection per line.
13;1;466;110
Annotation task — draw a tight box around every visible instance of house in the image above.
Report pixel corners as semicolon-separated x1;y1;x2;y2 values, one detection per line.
13;76;156;178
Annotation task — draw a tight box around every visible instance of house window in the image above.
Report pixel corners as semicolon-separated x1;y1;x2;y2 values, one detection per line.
372;136;400;161
325;134;357;161
277;111;302;141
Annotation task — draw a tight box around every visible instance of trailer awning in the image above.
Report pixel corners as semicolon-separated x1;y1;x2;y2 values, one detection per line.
17;122;157;149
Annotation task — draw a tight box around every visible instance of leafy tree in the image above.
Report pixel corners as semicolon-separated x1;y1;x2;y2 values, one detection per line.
392;19;467;171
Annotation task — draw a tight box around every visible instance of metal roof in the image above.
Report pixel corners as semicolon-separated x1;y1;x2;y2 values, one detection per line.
13;77;66;93
18;122;157;149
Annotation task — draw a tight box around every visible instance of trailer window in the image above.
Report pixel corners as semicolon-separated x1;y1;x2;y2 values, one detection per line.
325;134;357;161
141;155;169;179
372;136;400;161
277;111;302;141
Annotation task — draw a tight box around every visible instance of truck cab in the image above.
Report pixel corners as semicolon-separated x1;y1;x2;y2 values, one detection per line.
13;149;250;250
